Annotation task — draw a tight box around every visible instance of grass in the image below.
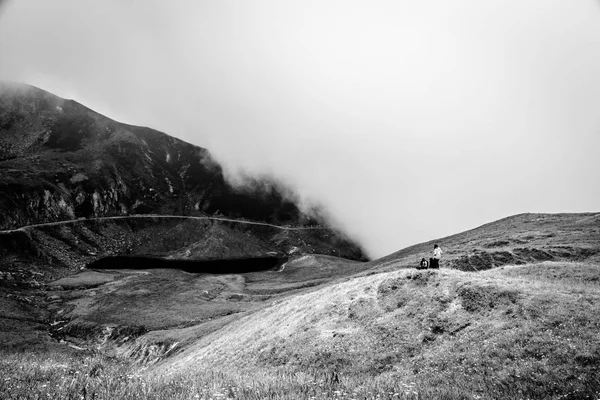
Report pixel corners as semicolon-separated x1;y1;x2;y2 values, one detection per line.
153;262;600;400
2;348;599;399
0;350;524;400
0;350;433;399
3;262;600;399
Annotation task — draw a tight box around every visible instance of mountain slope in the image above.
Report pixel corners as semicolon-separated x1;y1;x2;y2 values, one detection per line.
0;81;313;229
144;212;600;399
155;261;600;399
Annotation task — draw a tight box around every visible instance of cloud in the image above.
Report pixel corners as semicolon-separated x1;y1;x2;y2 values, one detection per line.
1;0;600;258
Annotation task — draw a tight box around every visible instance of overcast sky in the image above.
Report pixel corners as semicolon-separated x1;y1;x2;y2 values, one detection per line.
1;1;600;258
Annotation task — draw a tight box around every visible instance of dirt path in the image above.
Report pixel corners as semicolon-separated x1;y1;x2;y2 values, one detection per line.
0;214;329;235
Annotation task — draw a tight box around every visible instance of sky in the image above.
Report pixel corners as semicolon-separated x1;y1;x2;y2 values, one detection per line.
1;1;600;259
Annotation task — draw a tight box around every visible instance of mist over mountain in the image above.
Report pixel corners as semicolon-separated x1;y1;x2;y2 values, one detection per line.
2;1;600;258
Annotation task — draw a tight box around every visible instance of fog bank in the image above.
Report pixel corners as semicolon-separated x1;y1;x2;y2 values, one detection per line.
1;1;600;258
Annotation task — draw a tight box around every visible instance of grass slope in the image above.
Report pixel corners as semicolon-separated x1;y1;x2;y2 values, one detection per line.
2;212;599;399
3;262;599;399
373;212;600;271
148;261;600;399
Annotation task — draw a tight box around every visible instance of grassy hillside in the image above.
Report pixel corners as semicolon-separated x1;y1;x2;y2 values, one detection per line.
150;262;599;399
2;262;599;399
1;212;599;399
373;212;600;271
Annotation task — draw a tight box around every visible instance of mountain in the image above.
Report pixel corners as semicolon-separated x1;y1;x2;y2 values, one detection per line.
0;81;307;228
0;82;367;271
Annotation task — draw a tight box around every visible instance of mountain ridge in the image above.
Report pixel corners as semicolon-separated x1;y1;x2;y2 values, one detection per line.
371;211;600;271
0;81;304;228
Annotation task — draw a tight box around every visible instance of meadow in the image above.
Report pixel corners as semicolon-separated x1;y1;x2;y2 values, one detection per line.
3;262;599;400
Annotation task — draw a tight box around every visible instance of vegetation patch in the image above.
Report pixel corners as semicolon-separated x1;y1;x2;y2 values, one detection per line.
456;283;520;313
512;247;554;262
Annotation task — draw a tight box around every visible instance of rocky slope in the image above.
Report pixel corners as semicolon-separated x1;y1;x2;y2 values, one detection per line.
0;81;321;229
0;82;367;272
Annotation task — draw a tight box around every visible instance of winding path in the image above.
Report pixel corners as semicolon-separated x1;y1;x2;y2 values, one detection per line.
0;214;329;235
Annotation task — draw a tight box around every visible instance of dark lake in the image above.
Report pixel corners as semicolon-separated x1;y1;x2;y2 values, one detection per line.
88;255;286;274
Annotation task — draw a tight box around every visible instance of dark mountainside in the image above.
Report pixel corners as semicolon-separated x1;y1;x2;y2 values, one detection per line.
0;82;367;272
0;81;315;228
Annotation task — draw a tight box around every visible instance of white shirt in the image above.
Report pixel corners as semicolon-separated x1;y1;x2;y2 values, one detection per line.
433;247;443;259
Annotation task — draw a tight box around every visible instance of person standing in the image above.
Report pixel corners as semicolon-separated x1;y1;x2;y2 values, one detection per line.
430;244;443;269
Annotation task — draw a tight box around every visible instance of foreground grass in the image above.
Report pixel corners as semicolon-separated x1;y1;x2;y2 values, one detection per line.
3;348;599;400
3;263;600;399
0;350;437;399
